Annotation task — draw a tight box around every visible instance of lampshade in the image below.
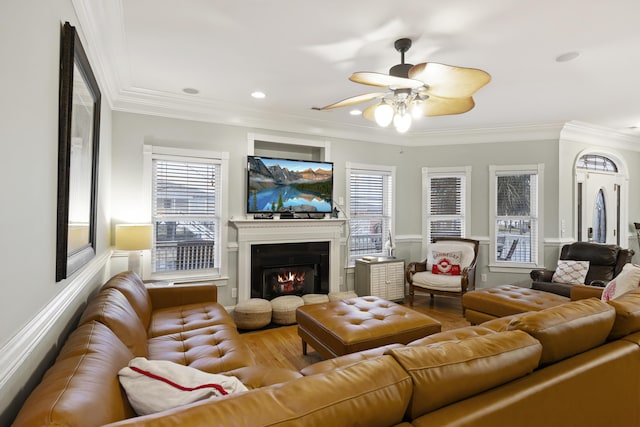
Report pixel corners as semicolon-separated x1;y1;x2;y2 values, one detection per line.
115;224;153;251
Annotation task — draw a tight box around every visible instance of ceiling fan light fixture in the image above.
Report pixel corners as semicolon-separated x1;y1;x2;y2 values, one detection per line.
394;109;412;133
374;103;394;127
410;99;424;119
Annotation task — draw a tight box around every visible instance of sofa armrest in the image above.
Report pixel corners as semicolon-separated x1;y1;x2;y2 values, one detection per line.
570;284;604;301
530;269;554;282
148;284;218;309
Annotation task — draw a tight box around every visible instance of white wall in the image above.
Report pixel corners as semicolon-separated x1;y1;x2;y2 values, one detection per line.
112;111;565;298
0;0;113;422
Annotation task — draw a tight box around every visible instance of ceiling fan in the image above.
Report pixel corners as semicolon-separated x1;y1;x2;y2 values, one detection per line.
314;38;491;133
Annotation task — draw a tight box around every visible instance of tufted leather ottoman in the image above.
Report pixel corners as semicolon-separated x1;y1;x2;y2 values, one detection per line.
296;296;441;359
462;284;569;325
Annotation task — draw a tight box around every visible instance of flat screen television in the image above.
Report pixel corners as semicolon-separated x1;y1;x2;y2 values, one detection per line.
247;155;333;214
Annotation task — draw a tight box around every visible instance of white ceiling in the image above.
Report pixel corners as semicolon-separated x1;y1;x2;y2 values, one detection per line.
75;0;640;144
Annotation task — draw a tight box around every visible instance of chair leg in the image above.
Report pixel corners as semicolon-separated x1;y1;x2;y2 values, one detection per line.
409;286;414;306
429;293;435;305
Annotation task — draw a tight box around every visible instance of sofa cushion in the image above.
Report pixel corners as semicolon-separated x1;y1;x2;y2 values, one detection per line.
607;288;640;339
387;330;541;419
102;271;152;329
79;288;149;357
148;302;236;338
507;298;615;364
11;321;136;427
147;324;255;373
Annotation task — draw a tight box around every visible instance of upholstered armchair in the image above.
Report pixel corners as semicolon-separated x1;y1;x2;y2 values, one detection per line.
530;242;634;298
406;237;479;307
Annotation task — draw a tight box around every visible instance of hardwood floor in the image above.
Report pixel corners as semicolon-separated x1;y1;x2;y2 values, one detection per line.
239;295;471;371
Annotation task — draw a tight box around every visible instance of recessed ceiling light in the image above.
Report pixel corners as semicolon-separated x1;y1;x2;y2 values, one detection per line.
251;91;266;99
350;109;362;116
182;87;199;95
555;51;580;63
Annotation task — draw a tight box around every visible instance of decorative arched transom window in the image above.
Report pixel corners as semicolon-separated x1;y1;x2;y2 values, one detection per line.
576;154;618;172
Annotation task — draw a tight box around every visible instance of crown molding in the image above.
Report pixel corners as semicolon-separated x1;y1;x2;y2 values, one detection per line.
560;120;640;151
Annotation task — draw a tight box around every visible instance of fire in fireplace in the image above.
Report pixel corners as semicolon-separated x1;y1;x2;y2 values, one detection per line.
264;266;314;297
251;242;329;300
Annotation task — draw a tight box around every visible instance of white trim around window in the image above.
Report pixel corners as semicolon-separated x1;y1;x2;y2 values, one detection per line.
143;144;229;282
346;162;396;265
489;163;544;272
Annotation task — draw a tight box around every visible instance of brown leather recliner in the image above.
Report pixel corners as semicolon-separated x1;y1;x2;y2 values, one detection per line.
530;242;634;297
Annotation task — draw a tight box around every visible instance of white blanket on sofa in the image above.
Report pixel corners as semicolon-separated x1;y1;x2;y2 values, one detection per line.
119;357;248;415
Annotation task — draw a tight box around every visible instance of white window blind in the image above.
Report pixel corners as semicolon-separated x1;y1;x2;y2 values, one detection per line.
152;158;220;273
426;175;465;242
494;171;538;264
348;167;393;261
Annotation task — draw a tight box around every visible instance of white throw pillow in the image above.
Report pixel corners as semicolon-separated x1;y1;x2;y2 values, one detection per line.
601;263;640;302
119;357;248;416
551;260;590;285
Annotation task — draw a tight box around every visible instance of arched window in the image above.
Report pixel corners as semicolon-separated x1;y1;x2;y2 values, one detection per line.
577;154;618;172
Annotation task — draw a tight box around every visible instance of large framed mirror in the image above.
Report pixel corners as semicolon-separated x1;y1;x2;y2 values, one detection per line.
56;22;101;281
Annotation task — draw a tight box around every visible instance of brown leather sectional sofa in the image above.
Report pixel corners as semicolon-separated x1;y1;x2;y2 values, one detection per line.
13;271;640;426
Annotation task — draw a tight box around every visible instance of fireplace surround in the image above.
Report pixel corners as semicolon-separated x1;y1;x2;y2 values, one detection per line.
231;218;345;304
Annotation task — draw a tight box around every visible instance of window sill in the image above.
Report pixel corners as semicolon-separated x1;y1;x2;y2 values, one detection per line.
488;263;541;273
149;271;228;286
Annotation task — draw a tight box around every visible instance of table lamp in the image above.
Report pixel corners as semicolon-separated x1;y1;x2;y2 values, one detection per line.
115;224;153;278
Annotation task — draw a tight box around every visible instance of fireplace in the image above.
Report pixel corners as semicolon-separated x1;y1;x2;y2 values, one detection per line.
251;241;329;300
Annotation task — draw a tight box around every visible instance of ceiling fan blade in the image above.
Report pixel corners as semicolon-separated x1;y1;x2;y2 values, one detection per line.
409;62;491;98
350;72;424;89
362;102;381;122
420;95;476;116
315;92;386;110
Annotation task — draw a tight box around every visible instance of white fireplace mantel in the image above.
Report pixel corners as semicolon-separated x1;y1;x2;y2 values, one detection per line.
230;217;346;303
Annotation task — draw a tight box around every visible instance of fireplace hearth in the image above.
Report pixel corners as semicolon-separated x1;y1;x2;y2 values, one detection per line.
251;242;329;300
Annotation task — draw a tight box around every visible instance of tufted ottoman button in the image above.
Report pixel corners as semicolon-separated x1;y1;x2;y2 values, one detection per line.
271;295;305;325
233;298;272;330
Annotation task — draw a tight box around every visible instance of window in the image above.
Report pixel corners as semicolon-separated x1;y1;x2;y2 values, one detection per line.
423;167;470;245
145;146;228;279
346;163;395;263
490;164;544;268
577;154;618;172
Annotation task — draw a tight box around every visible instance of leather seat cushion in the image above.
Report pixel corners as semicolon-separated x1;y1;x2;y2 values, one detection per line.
387;330;542;419
147;324;255;373
148;302;236;338
507;298;615;364
462;285;569;318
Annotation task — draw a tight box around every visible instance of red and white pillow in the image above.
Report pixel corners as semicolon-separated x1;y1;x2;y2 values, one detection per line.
430;250;462;276
601;263;640;302
551;260;590;285
119;357;248;415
